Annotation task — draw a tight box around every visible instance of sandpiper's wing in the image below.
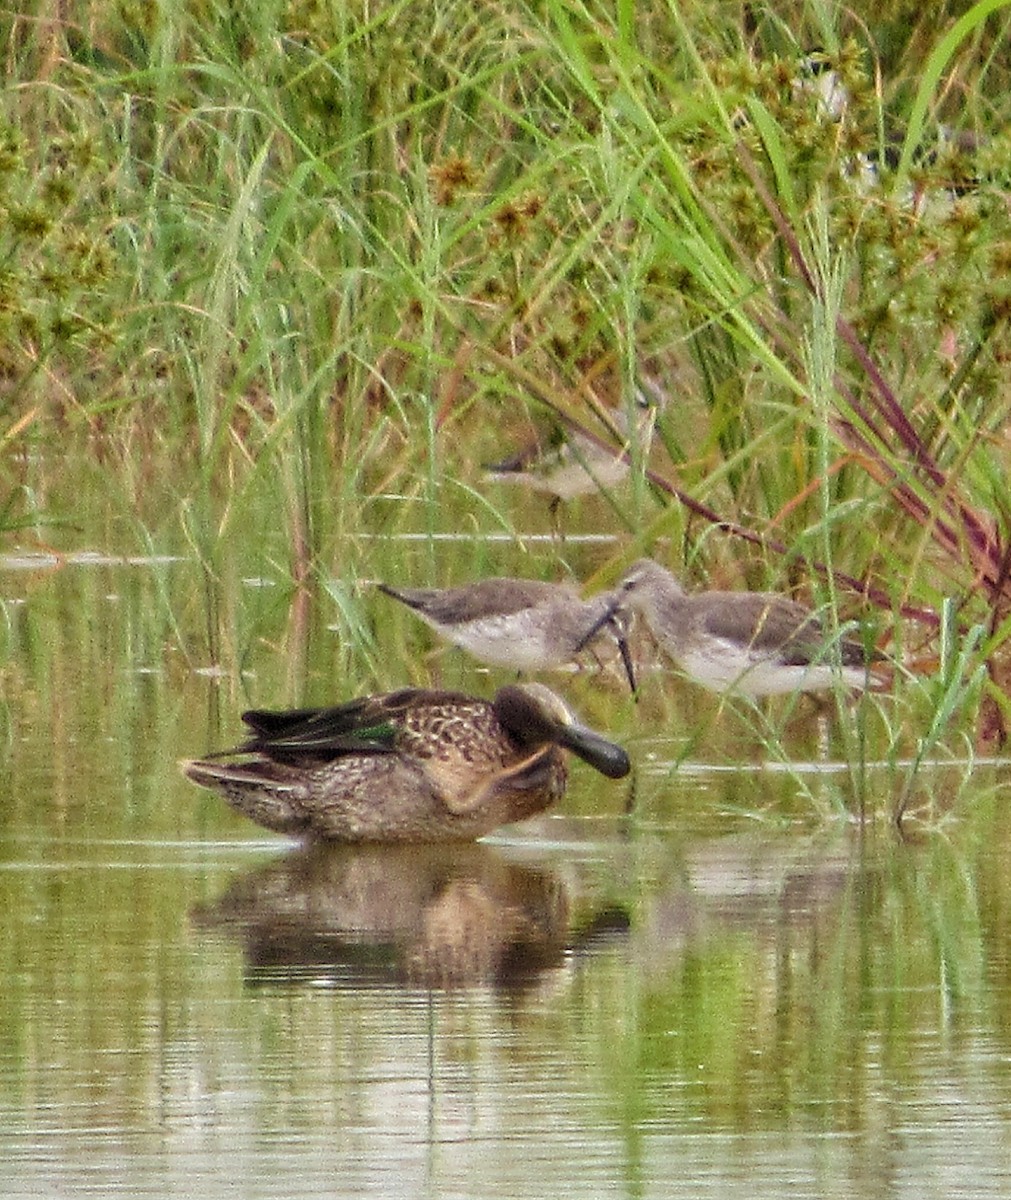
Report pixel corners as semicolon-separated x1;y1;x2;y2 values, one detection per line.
482;423;567;475
696;595;822;659
700;594;875;667
378;578;567;623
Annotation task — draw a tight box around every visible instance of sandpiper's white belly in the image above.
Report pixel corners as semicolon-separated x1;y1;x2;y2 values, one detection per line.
450;614;570;671
491;439;635;501
679;640;869;697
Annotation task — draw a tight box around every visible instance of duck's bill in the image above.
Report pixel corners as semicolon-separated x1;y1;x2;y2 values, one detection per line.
558;724;631;779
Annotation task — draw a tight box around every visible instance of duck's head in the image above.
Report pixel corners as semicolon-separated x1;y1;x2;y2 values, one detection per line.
492;683;630;780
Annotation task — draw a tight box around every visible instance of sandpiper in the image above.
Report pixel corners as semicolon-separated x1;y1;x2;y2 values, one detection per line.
483;388;659;506
182;683;631;843
602;558;882;697
378;575;637;690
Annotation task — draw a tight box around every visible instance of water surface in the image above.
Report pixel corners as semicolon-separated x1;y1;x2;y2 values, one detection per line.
2;552;1010;1199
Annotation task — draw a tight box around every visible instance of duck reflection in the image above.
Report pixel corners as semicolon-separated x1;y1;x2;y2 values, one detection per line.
192;842;574;991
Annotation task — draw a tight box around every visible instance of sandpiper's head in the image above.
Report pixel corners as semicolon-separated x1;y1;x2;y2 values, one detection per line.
617;559;687;606
563;560;684;690
493;683;630;780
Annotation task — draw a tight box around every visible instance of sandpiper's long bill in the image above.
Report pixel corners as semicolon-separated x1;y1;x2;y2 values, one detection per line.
602;558;884;698
378;576;637;691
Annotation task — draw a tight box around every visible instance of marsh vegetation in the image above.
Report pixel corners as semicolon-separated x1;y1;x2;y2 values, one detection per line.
6;6;1011;1198
4;1;1011;803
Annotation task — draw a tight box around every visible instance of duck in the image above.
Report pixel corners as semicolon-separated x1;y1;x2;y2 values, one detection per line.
183;683;631;843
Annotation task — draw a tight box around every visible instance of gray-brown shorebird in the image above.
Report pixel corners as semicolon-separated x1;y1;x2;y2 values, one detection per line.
605;558;883;697
182;683;631;843
377;576;637;690
483;390;658;505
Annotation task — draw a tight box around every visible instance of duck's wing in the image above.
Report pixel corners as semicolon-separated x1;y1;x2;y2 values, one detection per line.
237;689;486;762
236;690;424;760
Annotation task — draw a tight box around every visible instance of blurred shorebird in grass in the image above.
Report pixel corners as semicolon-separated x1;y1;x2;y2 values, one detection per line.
182;683;631;843
378;575;637;691
483;384;662;515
